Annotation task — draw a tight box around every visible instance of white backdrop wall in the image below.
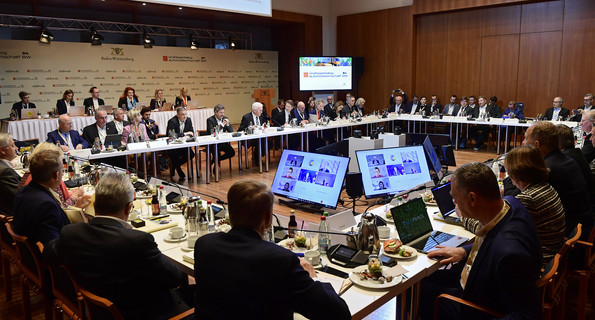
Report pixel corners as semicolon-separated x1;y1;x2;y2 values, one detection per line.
0;40;278;123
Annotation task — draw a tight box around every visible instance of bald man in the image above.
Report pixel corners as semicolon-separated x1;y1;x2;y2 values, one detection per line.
46;114;88;151
544;97;570;121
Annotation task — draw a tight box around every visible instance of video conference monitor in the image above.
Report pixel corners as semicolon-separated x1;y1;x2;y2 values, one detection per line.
271;149;350;209
423;136;444;180
299;57;352;91
356;146;432;199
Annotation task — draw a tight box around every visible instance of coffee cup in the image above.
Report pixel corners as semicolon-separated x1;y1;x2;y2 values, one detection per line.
304;250;321;266
187;235;199;248
378;226;390;239
169;227;184;239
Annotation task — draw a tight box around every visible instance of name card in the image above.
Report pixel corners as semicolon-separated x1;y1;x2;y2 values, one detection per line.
218;132;233;139
399;114;411;119
503;118;519;124
265;127;278;134
305;123;317;128
127;142;148;151
148;139;168;148
454;116;468;122
410;114;423;119
388;114;398;119
442;116;454;121
69;148;91;159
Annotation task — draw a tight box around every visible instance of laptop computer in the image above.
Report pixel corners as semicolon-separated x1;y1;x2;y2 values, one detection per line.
102;105;114;114
104;134;122;148
431;182;463;226
69;105;85;116
391;197;468;253
21;108;39;119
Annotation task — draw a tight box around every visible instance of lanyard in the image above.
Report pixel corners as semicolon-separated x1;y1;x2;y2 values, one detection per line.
60;131;73;149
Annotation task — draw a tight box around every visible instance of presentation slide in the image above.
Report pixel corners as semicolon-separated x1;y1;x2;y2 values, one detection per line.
299;57;352;91
272;150;350;209
356;146;432;198
131;0;272;16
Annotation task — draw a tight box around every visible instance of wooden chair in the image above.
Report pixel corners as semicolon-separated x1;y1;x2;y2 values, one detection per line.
550;223;582;319
79;286;195;320
197;130;232;176
575;225;595;320
0;215;16;301
5;223;53;320
48;264;84;320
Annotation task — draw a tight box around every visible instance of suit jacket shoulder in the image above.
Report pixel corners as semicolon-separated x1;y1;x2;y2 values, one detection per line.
0;161;20;216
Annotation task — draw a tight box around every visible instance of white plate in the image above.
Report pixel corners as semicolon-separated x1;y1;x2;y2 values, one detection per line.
164;234;188;242
381;245;418;260
384;215;394;224
423;199;438;206
135;192;153;199
278;238;317;253
167;204;184;214
349;265;403;289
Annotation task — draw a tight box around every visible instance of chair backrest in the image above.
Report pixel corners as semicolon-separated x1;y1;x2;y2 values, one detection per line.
585;225;595;267
5;223;46;287
79;287;125;320
0;216;17;257
559;224;582;277
49;264;84;318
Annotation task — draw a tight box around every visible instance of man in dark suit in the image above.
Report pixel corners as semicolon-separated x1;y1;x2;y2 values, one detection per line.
441;95;460;115
388;89;408;112
44;173;190;320
422;163;542;320
83;86;105;115
194;179;350;320
12;147;70;244
292;101;309;124
11;91;37;120
580;110;595;162
206;104;235;171
273;100;299;150
323;95;334;116
82;108;117;146
544;97;570;121
429;95;443;115
0;133;20;216
166;107;195;179
470;96;500;150
405;95;420;114
558;124;595;210
270;99;285;124
46;115;89;151
238;102;270;164
569;93;594;122
106;108;129;135
524;122;593;236
140;107;159;140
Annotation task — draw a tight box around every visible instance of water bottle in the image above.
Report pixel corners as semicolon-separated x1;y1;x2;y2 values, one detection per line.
318;212;330;254
206;200;215;231
159;186;167;212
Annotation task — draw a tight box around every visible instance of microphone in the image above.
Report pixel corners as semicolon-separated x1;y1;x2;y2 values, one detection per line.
276;227;357;245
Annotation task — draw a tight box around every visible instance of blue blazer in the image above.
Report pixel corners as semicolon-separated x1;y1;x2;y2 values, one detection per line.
460;196;542;320
12;181;70;245
56;99;75;115
293;109;308;122
47;129;89;149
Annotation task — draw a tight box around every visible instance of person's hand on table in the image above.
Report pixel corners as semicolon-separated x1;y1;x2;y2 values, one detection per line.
299;257;317;279
60;145;69;152
75;144;83;150
426;245;466;265
74;194;92;209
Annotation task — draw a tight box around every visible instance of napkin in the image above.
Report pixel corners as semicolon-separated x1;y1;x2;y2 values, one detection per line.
383;264;408;278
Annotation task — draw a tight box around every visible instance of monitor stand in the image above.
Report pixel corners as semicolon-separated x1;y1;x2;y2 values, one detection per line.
278;199;352;216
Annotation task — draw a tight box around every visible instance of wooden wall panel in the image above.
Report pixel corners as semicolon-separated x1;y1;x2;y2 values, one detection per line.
415;13;449;102
444;10;483;97
337;6;413;110
479;35;520;104
413;0;533;15
559;0;595;108
517;32;562;117
482;5;521;35
520;0;564;33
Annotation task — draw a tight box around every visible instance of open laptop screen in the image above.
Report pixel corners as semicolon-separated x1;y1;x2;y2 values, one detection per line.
432;182;456;217
391;198;433;244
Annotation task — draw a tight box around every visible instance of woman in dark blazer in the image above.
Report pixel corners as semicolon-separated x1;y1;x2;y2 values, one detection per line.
56;89;75;115
149;88;167;110
117;87;139;111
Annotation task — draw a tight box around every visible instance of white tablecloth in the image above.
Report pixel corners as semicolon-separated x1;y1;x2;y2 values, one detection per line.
1;108;211;143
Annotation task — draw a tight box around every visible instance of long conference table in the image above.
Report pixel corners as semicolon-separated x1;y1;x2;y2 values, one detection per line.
134;187;475;320
1;108;212;143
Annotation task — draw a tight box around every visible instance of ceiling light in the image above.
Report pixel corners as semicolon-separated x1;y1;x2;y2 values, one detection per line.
39;26;53;44
143;32;154;48
90;29;104;46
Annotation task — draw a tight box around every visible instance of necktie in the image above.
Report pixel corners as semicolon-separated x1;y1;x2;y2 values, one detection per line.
255;117;260;126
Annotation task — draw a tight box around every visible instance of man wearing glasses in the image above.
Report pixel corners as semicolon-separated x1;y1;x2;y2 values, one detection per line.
47;114;88;151
570;93;594;122
580;110;595;163
544;97;570;121
82;108;117;146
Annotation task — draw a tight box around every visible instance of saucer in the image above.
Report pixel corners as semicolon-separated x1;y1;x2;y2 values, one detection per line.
181;245;194;252
164;234;188;242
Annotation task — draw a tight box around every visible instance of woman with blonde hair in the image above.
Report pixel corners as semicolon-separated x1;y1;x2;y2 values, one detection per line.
121;109;149;144
175;87;191;107
352;98;365;117
149;88;167;110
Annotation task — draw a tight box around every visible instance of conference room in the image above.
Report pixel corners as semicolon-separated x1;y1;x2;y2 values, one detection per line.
1;0;595;319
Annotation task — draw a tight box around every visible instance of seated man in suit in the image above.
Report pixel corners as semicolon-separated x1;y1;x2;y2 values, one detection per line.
106;108;129;135
273;100;299;150
470;96;500;150
544;97;570;121
206;104;235;172
580;110;595;163
428;95;443;115
83;86;105;116
140;107;160;140
570;93;594;122
47;114;89;151
292;101;309;125
388;89;408;113
238;102;271;165
44;173;191;320
421;162;542;320
194;179;351;320
167;107;195;179
11;91;37;120
82;108;116;147
271;99;285;123
0;133;20;216
441;95;460;116
323;95;334;116
12;146;70;244
405;95;420;114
